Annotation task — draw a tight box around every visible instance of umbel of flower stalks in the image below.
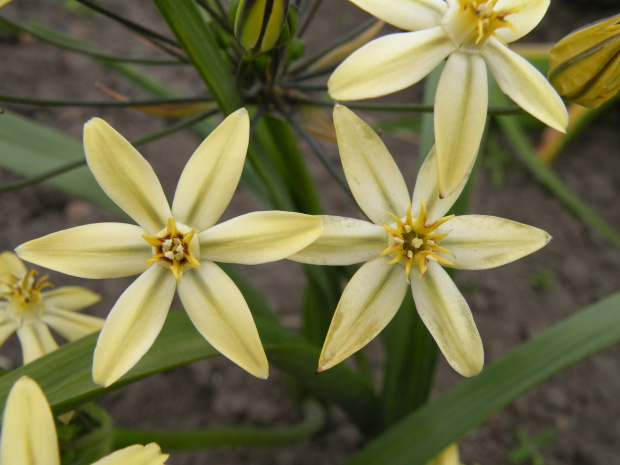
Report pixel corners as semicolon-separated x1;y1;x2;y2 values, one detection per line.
548;13;620;109
234;0;291;58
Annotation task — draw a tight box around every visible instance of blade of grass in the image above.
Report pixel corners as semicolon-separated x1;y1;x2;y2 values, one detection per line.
346;289;620;465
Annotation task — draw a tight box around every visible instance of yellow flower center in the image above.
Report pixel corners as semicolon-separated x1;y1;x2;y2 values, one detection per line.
379;201;456;281
142;218;201;282
0;269;53;320
443;0;523;49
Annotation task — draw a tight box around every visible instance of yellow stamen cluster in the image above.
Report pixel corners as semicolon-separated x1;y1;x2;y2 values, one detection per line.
456;0;522;45
379;201;456;281
0;269;53;307
143;218;201;281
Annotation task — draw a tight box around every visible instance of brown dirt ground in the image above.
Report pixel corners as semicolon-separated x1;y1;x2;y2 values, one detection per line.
0;1;619;464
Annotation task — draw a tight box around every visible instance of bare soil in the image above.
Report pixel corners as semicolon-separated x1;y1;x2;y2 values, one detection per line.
0;1;618;464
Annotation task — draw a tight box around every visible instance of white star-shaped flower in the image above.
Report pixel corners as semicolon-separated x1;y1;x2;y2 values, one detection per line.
329;0;568;198
17;109;324;387
0;251;103;365
290;106;551;376
1;376;168;465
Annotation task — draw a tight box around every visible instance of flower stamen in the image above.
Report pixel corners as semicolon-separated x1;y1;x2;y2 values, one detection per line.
379;200;456;281
143;218;201;282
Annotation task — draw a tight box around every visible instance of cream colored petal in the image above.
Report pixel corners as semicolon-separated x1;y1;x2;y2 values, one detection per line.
412;146;468;222
411;262;483;377
328;28;455;100
427;444;461;465
435;53;488;199
288;216;387;265
318;256;409;372
0;0;14;7
436;215;551;270
16;223;152;279
172;109;250;231
0;251;27;279
0;376;60;465
0;313;19;347
494;0;549;43
178;262;268;379
199;211;324;264
91;444;168;465
84;118;171;234
17;321;59;364
92;266;176;387
347;0;447;30
41;308;104;342
483;38;568;132
334;105;410;225
42;286;101;311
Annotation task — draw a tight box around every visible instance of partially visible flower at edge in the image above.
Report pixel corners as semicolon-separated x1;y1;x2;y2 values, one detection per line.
548;13;620;109
289;105;551;377
427;444;464;465
16;108;324;387
0;251;103;365
328;0;568;198
0;376;168;465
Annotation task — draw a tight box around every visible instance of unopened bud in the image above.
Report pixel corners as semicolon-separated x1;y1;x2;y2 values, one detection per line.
548;14;620;109
234;0;290;58
275;3;299;47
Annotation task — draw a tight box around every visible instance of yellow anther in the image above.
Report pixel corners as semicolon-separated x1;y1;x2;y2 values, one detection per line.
378;200;456;280
142;218;201;282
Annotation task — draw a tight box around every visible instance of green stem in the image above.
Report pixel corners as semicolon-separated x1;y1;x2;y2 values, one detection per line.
75;0;187;61
290;18;376;75
0;109;218;193
290;98;523;115
195;0;234;34
0;16;186;65
283;111;354;202
0;94;211;107
111;400;325;451
297;0;324;38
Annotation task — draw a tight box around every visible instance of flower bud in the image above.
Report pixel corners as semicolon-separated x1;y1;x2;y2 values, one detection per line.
275;3;299;47
548;14;620;109
234;0;290;58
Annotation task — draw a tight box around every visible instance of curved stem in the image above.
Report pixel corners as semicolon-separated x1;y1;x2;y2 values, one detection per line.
298;0;324;38
196;0;235;34
111;400;325;451
0;95;212;108
0;109;218;194
0;16;187;65
74;0;187;61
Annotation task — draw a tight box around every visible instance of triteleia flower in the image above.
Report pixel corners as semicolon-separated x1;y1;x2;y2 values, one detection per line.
16;109;324;387
328;0;568;198
290;105;550;376
0;251;103;364
0;376;168;465
548;13;620;109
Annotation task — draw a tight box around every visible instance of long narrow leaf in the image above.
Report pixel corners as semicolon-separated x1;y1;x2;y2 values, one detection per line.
0;310;379;433
0;111;123;216
346;290;620;465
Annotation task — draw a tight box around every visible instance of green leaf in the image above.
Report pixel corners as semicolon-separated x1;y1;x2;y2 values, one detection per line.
0;111;124;216
0;311;380;433
345;290;620;465
153;0;242;114
496;114;620;248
